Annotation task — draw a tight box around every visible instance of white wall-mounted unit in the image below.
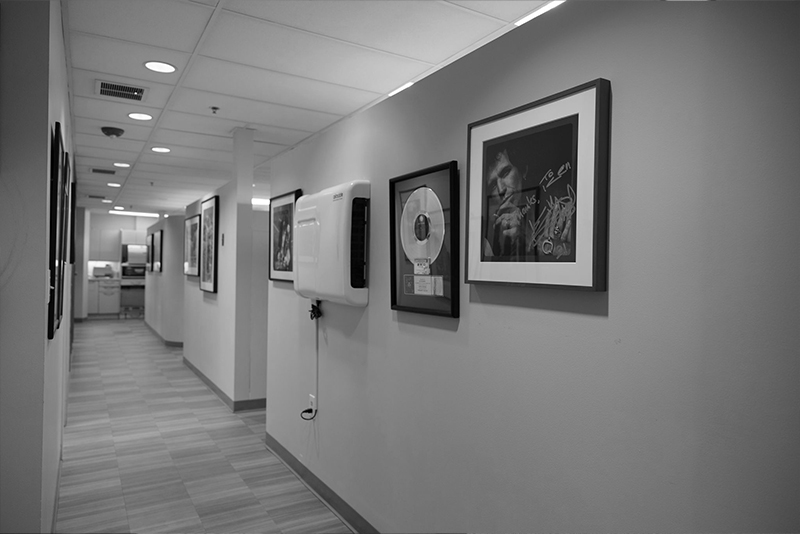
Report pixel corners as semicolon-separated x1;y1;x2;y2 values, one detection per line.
294;181;370;307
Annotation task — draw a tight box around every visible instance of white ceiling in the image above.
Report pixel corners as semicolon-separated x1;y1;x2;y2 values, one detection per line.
64;0;548;215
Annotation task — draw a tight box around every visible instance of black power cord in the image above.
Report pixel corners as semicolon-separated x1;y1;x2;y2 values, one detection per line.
309;300;322;320
300;408;317;420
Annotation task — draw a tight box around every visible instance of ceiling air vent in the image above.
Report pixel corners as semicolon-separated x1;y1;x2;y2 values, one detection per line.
95;80;147;101
91;168;116;175
88;195;106;199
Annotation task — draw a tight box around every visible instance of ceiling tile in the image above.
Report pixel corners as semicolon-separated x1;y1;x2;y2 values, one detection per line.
71;68;174;109
158;111;310;146
169;88;342;132
138;154;231;173
74;133;146;154
447;1;548;23
200;11;430;94
152;129;232;152
69;34;190;86
74;117;153;142
68;0;214;53
184;56;380;116
73;96;161;125
226;0;505;64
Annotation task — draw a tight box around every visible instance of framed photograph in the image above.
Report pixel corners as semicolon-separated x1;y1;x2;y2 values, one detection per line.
184;214;200;276
153;230;162;273
47;122;65;339
466;78;611;290
269;189;301;282
146;233;154;272
200;195;219;292
58;152;71;320
389;161;460;318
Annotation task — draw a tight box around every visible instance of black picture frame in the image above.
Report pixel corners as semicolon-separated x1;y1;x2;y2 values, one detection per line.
465;78;611;290
146;233;154;272
57;152;71;321
47;122;65;340
269;189;301;282
200;195;219;293
184;214;200;276
153;229;163;273
389;161;460;318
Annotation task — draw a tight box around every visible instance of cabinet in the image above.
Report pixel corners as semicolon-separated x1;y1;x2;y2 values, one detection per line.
89;228;121;261
88;280;120;314
121;229;146;245
88;280;99;314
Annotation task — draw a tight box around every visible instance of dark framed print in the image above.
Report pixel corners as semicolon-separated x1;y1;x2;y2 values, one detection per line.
389;161;459;318
184;214;200;276
69;180;76;264
466;78;611;290
200;195;219;292
153;230;162;273
269;189;301;282
57;152;71;321
146;233;154;272
47;122;65;339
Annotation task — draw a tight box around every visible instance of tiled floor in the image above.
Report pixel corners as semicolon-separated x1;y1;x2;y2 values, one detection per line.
56;318;353;534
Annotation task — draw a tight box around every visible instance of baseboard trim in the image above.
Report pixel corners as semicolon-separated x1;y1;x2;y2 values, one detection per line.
182;356;234;410
264;431;378;534
144;321;184;348
233;398;266;411
181;357;264;413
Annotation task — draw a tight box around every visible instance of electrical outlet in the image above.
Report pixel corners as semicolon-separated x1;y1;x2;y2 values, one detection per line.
308;394;316;411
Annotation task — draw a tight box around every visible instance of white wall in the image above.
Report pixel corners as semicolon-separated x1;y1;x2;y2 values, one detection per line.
145;216;184;344
183;183;268;403
0;2;72;531
266;2;800;532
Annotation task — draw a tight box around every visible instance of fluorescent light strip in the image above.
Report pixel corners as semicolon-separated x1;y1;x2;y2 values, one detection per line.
113;162;130;168
252;198;270;207
108;210;159;218
515;0;565;26
388;82;414;97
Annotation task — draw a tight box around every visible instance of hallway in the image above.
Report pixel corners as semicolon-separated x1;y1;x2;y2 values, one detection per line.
56;319;352;534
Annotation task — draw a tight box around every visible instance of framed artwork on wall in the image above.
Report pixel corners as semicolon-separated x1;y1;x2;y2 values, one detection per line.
47;122;65;340
465;78;611;290
389;161;460;317
184;214;200;276
269;189;301;282
200;195;219;292
146;233;154;272
153;229;162;273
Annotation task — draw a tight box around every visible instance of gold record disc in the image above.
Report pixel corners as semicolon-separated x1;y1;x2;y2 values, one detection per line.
400;187;445;263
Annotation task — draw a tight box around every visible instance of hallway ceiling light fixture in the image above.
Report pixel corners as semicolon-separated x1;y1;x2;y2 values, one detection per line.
515;0;566;26
128;112;153;121
388;81;414;97
107;182;121;187
113;162;130;168
252;198;270;207
101;199;113;203
114;206;125;210
108;210;159;218
144;61;176;73
151;147;171;153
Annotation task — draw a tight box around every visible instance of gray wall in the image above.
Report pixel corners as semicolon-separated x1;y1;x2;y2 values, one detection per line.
145;216;185;344
0;2;72;531
266;2;800;532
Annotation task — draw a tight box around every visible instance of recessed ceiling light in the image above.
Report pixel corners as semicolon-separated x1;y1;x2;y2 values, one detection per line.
107;182;121;187
113;162;130;168
101;199;113;203
144;61;176;74
128;112;152;121
114;206;125;210
151;147;170;153
164;214;169;218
